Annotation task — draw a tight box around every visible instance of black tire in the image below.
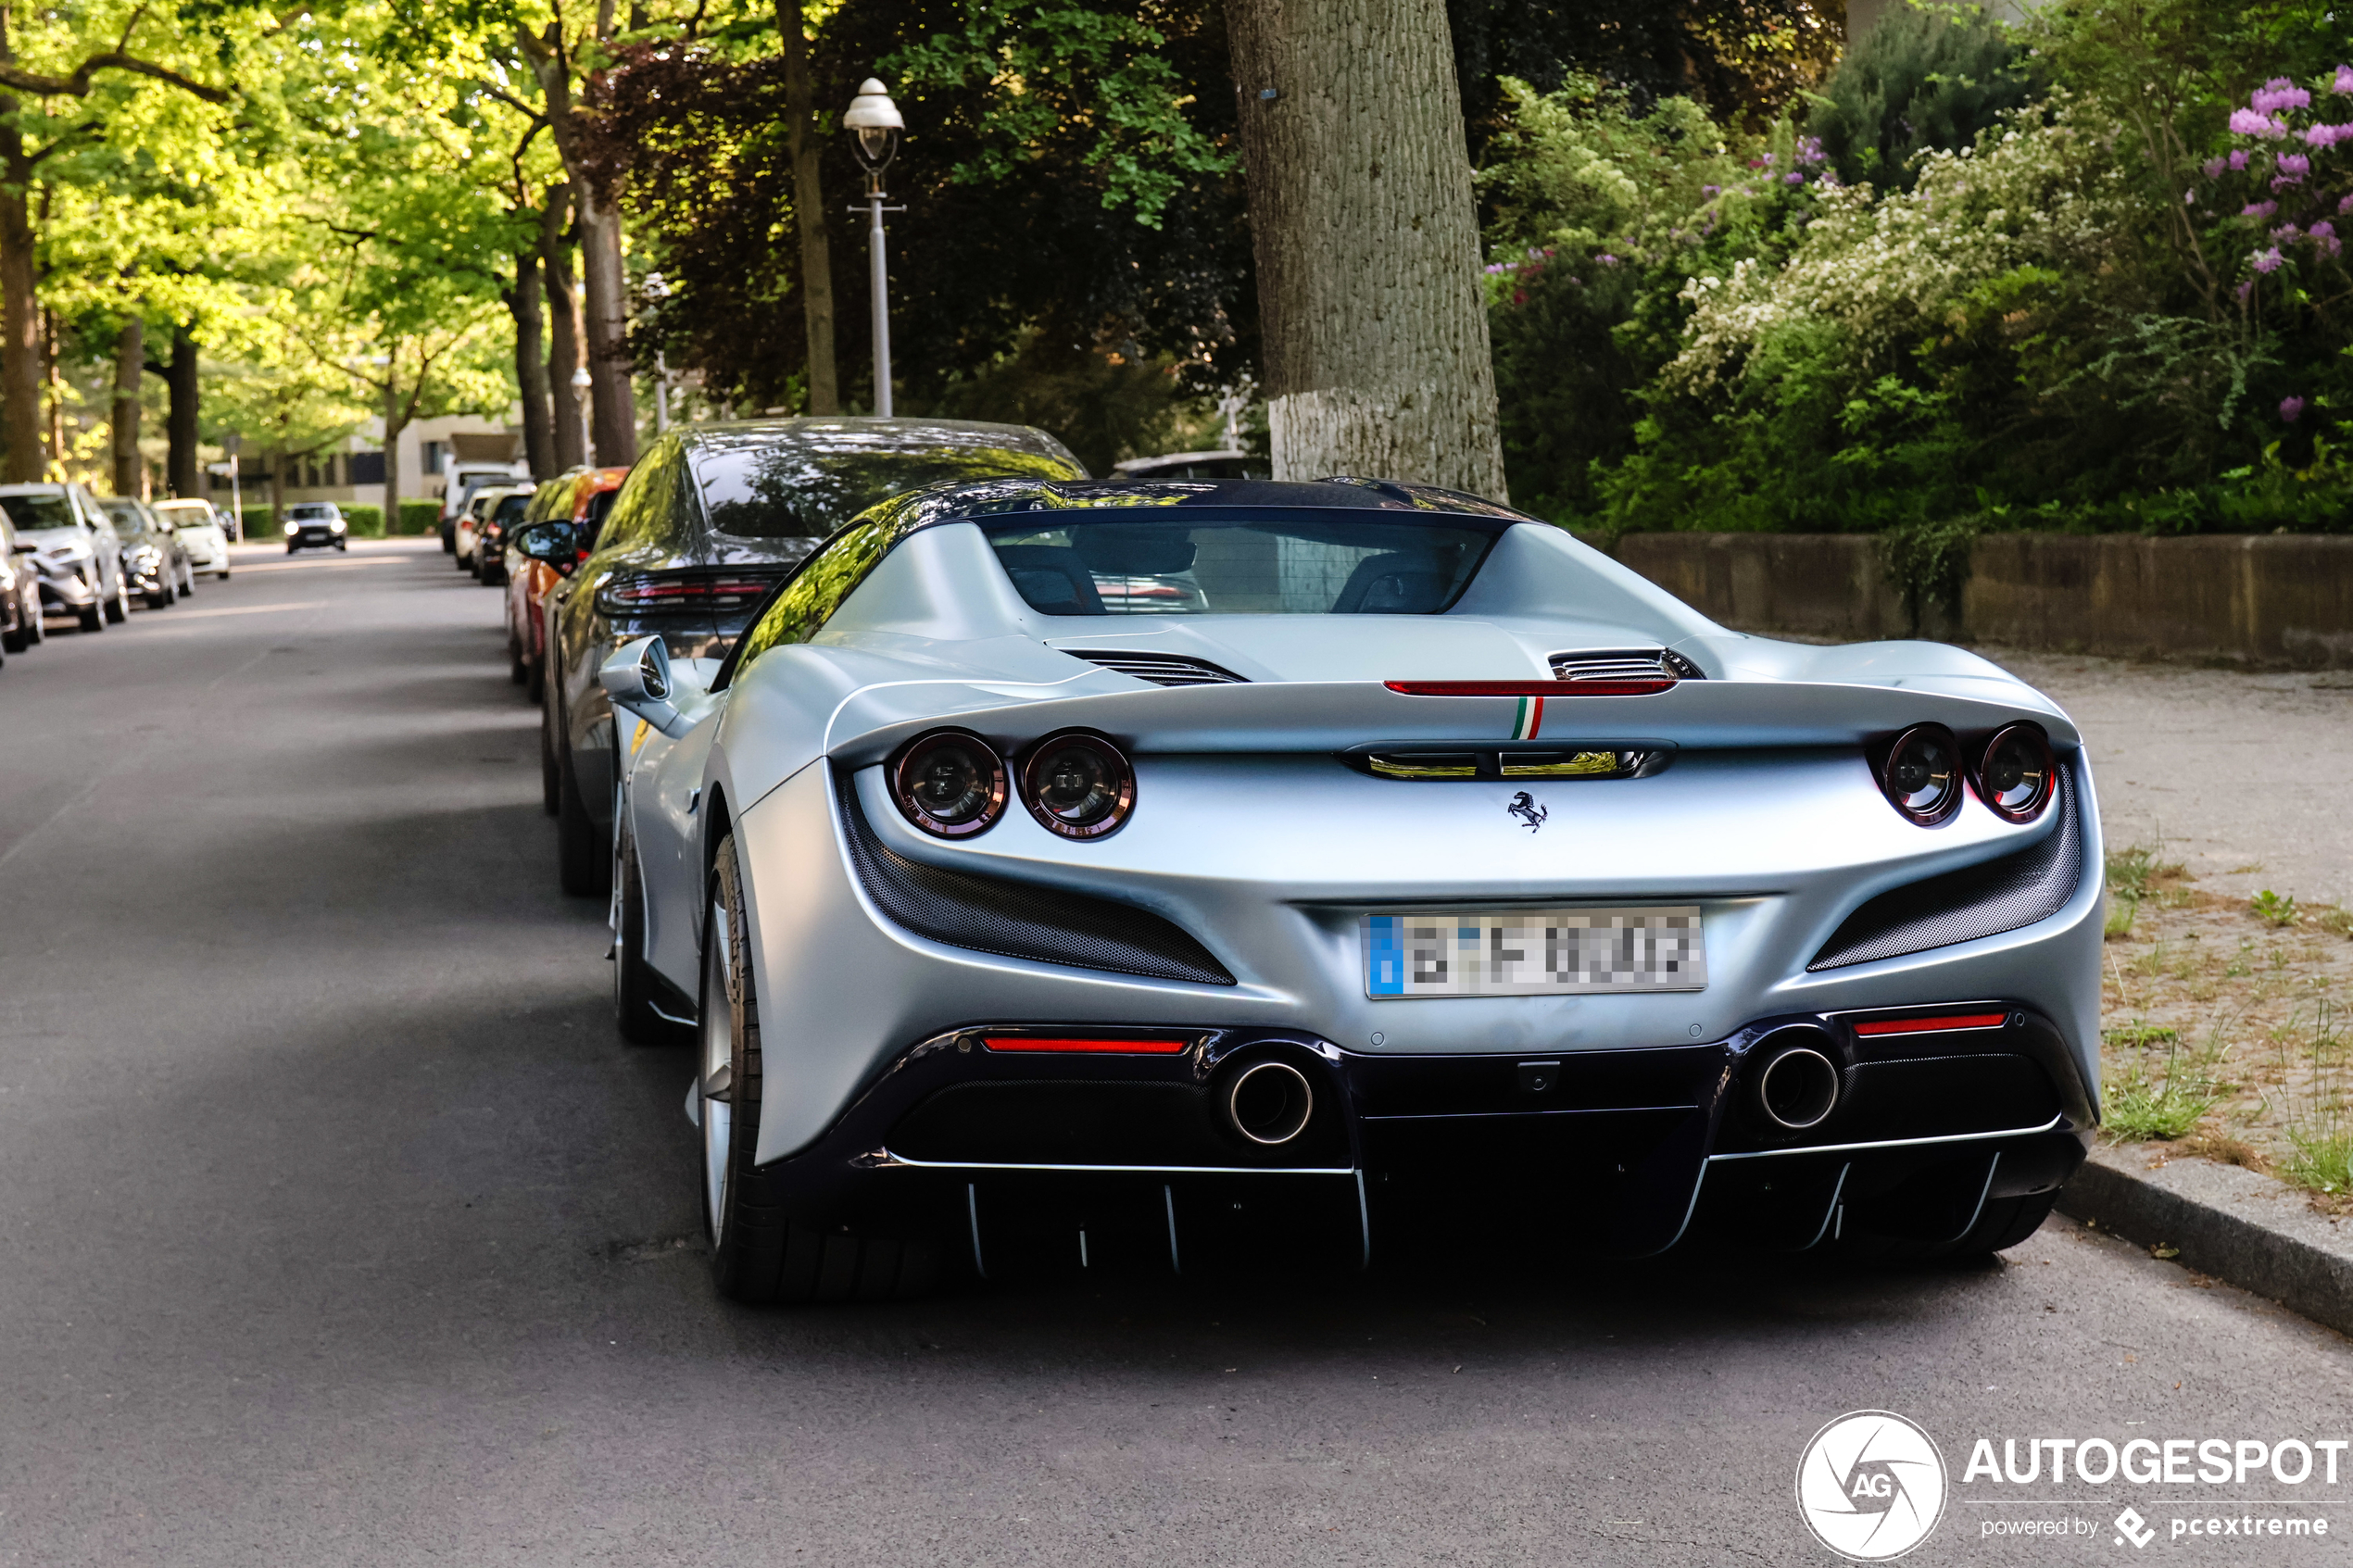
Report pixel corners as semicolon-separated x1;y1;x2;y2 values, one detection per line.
508;636;528;685
287;545;298;555
78;605;103;633
335;540;346;552
699;834;939;1304
440;526;455;555
217;569;231;581
105;583;127;623
612;819;684;1045
25;599;41;644
540;676;564;817
2;621;23;654
526;650;545;704
556;741;610;897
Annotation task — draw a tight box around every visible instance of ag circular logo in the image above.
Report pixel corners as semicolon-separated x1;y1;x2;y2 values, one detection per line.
1795;1410;1947;1561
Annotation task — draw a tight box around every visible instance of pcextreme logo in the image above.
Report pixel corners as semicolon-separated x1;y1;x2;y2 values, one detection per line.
1797;1410;1950;1562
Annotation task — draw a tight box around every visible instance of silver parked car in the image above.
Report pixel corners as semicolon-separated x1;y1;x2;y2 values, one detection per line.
0;483;131;632
599;476;2102;1304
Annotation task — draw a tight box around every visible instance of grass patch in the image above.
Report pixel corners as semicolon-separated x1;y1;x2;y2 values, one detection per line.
2253;889;2299;928
2281;1125;2353;1195
2104;1023;2179;1047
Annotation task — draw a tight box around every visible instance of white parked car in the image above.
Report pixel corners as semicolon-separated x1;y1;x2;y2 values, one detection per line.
152;499;233;578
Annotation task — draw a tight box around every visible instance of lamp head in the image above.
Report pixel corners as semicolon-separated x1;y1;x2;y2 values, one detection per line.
843;78;903;177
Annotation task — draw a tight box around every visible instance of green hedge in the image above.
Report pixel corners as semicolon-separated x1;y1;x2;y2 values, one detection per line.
233;499;442;539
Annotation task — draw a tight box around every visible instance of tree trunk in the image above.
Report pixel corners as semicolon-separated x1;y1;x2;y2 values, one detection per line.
112;318;143;495
267;442;284;523
776;0;837;413
166;326;199;497
1223;0;1504;497
576;185;637;464
0;122;41;483
382;376;402;533
544;194;586;470
509;242;556;480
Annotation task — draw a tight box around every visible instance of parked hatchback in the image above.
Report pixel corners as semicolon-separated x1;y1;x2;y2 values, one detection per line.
152;499;233;578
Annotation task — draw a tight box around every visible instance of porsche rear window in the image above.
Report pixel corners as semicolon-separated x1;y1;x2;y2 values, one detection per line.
979;512;1504;616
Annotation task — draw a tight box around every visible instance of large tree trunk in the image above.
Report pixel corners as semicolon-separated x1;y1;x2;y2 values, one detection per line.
776;0;837;414
576;187;637;464
267;442;284;523
112;318;143;495
1223;0;1504;497
544;194;586;470
0;126;41;483
166;326;200;497
382;378;402;533
509;243;556;480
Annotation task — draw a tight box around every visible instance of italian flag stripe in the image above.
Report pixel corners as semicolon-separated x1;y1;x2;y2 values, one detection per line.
1512;695;1544;740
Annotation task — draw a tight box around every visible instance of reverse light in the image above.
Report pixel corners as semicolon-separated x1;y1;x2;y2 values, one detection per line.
1877;723;1962;826
1976;722;2056;823
1020;732;1135;840
888;730;1008;838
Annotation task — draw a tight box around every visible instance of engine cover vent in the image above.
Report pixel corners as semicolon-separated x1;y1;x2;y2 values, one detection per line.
1550;647;1704;684
1062;649;1249;687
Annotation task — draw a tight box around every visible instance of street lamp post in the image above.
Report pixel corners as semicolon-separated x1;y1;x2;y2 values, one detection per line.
571;366;595;466
843;78;904;419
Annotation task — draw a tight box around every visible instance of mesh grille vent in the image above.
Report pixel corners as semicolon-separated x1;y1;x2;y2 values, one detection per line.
836;770;1236;985
1551;647;1703;683
1061;649;1249;687
1807;771;2084;971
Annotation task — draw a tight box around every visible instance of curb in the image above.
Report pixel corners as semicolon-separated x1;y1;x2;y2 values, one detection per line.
2056;1143;2353;1337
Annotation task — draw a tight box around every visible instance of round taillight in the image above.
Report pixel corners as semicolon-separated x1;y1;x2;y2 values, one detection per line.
1020;732;1135;840
889;731;1007;838
1878;723;1961;826
1977;722;2056;823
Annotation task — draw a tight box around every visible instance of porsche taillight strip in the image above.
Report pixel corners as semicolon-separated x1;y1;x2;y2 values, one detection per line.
983;1036;1192;1055
1851;1011;2009;1036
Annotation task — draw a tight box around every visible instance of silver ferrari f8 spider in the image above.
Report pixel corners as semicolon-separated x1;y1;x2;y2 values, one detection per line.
603;477;2101;1302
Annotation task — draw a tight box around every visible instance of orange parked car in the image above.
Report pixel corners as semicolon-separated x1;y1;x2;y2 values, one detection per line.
506;466;628;700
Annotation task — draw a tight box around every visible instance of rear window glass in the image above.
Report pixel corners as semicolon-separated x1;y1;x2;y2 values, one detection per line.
978;511;1506;616
694;441;1076;540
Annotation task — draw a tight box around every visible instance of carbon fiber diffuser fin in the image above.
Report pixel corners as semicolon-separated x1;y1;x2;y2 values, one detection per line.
835;769;1236;985
1807;770;2084;971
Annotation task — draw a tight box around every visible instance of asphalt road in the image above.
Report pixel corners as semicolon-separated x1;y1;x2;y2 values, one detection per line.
3;538;2350;1567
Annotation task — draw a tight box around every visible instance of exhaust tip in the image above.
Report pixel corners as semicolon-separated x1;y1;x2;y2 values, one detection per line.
1225;1060;1315;1146
1755;1046;1840;1131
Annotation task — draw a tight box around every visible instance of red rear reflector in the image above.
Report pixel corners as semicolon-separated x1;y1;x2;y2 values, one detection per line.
1853;1012;2008;1036
983;1036;1191;1055
1386;679;1674;697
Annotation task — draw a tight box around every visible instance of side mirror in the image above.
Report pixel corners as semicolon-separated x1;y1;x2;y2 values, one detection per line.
599;635;704;738
8;539;33;554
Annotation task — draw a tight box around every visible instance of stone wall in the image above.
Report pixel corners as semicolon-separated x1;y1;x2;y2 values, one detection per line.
1588;531;2353;667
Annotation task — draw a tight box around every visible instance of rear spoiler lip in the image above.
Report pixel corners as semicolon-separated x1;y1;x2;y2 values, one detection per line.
818;675;2079;768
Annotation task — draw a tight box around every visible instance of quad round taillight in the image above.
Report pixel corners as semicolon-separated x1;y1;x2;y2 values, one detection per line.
1878;723;1962;826
889;730;1008;838
1977;722;2056;823
1021;732;1136;840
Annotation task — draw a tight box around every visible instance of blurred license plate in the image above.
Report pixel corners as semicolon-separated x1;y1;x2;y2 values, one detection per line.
1364;908;1705;998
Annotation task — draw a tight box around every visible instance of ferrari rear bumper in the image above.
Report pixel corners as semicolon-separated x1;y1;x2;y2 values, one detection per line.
733;1002;2093;1278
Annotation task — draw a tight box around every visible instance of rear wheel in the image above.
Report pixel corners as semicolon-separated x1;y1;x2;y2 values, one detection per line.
700;834;938;1304
540;677;563;817
78;604;103;633
556;741;610;897
508;635;527;685
105;581;127;622
612;818;682;1045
